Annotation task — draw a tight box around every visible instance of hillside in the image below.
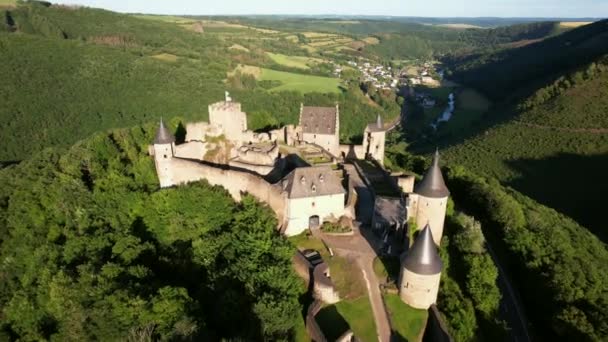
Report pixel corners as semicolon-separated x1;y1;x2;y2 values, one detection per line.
443;56;608;241
0;123;305;340
0;3;400;161
443;19;608;101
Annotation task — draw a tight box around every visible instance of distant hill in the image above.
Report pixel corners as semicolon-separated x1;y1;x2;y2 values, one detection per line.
443;55;608;241
0;2;393;161
443;19;608;101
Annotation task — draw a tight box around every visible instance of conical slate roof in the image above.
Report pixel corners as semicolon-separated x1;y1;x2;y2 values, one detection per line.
414;150;449;198
154;118;175;144
403;224;443;275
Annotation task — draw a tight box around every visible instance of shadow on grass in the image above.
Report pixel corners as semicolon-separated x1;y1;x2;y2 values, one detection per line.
315;305;351;341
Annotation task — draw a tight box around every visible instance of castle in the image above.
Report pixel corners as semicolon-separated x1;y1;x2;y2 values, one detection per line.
150;94;450;309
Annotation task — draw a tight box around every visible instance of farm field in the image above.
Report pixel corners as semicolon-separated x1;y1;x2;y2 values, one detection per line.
235;65;342;93
266;52;326;69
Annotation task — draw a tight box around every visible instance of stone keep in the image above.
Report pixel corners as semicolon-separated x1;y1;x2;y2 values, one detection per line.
299;104;340;157
208;98;247;142
412;150;450;245
363;114;387;165
399;224;443;309
153;119;176;188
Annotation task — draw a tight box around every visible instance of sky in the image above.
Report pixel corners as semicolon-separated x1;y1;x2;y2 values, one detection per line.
52;0;608;18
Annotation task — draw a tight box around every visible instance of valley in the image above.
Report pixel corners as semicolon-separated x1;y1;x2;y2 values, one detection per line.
0;1;607;342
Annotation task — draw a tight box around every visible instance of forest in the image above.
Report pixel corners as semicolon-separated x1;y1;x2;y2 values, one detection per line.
442;19;608;101
0;124;306;340
385;146;608;341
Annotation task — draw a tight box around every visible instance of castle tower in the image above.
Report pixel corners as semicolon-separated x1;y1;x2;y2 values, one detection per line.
399;224;443;309
153;118;176;188
363;114;387;165
208;92;248;142
413;150;450;245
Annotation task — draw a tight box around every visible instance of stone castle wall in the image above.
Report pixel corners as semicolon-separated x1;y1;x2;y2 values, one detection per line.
398;268;441;309
302;133;340;157
169;158;286;224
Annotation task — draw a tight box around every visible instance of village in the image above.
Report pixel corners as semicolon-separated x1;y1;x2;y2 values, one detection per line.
149;94;452;341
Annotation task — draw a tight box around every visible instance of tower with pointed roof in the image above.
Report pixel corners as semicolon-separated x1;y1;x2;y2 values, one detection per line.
411;150;450;245
363;114;387;165
398;224;443;309
153;118;176;188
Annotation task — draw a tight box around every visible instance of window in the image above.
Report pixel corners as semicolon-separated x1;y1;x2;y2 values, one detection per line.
163;154;167;159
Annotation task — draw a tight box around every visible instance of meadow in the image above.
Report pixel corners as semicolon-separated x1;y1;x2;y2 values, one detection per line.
233;64;343;93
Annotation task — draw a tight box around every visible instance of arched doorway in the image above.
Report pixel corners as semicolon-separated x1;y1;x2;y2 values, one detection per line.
309;215;320;229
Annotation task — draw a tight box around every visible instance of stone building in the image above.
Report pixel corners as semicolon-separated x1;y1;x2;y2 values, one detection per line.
398;224;443;309
152;119;176;188
281;166;346;236
362;115;387;165
299;104;340;157
208;93;248;141
406;150;450;245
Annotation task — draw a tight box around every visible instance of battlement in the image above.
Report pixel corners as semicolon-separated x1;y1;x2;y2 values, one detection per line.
208;101;242;112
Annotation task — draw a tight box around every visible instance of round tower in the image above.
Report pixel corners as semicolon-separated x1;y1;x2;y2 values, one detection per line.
413;150;450;245
399;224;443;309
153;118;176;188
363;114;387;165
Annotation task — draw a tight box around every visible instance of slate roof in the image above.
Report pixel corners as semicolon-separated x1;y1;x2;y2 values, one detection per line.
403;224;443;275
414;150;449;198
282;166;345;199
154;118;175;144
300;106;338;135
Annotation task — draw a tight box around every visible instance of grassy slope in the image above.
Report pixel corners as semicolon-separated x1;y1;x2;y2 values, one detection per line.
443;69;608;240
316;296;377;342
384;294;428;341
260;68;341;93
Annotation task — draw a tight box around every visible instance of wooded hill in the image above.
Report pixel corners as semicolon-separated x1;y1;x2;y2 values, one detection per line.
441;28;608;241
0;123;306;340
0;2;396;162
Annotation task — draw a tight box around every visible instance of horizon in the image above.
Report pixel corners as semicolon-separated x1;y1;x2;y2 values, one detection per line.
50;0;608;18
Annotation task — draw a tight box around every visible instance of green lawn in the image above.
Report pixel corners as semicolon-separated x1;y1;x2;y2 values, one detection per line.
316;296;378;342
266;52;324;69
384;294;428;342
259;68;342;93
373;256;401;284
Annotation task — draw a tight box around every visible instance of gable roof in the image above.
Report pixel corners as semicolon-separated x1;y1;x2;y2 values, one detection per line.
300;106;338;135
154;118;175;144
414;150;449;198
403;224;443;275
282;166;345;199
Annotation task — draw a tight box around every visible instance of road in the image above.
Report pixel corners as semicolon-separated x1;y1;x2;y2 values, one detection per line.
318;229;392;342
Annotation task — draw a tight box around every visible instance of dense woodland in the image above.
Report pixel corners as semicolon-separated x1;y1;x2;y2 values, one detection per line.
385;148;608;341
443;19;608;101
443;56;608;240
0;3;399;161
0;124;305;340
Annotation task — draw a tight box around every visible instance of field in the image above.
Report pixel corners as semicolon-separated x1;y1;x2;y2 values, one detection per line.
559;21;592;28
266;52;325;69
384;294;428;341
234;65;342;93
315;296;377;342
